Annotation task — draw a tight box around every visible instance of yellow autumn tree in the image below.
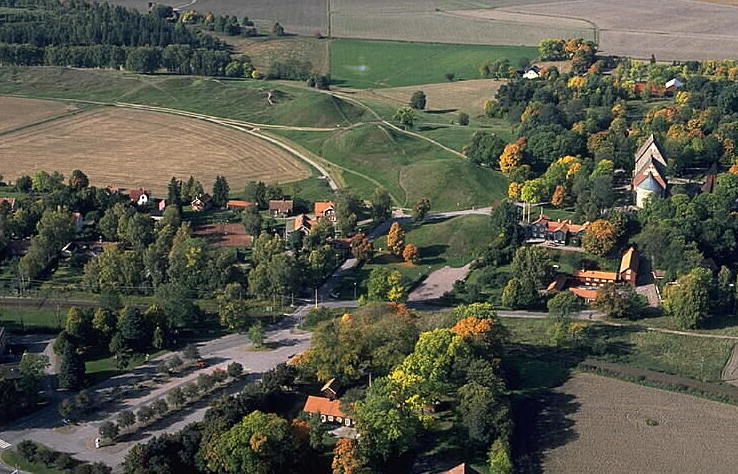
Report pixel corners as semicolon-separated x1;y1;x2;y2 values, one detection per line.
332;439;367;474
499;140;525;174
508;182;522;200
387;222;405;256
582;220;617;256
730;164;738;175
402;243;420;263
551;185;565;208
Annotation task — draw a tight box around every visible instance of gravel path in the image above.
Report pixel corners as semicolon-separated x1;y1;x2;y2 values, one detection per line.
408;264;471;302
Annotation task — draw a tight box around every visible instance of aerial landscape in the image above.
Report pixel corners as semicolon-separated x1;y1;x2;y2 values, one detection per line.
2;0;738;473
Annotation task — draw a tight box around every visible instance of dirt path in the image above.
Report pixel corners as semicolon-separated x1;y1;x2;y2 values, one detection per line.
721;344;738;386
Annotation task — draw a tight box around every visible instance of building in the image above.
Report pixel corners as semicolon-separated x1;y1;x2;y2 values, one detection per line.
445;464;481;474
551;247;640;301
303;395;354;427
321;378;341;400
191;194;213;212
0;198;16;212
128;188;151;206
572;269;619;288
633;134;668;208
227;200;255;211
665;78;684;94
618;246;639;287
293;214;313;234
528;215;588;246
269;199;294;218
314;201;337;222
523;66;542;80
157;199;168;214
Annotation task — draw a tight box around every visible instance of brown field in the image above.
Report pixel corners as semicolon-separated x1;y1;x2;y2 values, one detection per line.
193;223;253;248
217;35;329;75
0;97;78;134
539;373;738;473
500;0;738;61
350;79;504;115
0;104;310;193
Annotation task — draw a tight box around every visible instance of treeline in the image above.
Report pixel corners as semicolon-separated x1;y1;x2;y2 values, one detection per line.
0;43;233;74
0;0;222;49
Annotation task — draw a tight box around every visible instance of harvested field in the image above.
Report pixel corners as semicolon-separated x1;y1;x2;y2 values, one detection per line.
0;104;310;193
538;373;738;473
351;79;505;114
500;0;738;61
193;224;253;248
0;97;78;134
220;36;329;75
331;0;594;46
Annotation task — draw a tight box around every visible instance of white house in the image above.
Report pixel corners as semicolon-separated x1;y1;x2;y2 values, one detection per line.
523;66;542;80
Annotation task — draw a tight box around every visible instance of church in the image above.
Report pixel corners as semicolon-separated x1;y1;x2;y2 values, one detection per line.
632;134;668;208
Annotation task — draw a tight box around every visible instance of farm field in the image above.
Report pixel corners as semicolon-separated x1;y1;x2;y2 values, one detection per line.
0;97;79;134
0;105;311;193
350;78;505;114
500;0;738;61
218;36;330;75
538;373;738;473
330;40;536;88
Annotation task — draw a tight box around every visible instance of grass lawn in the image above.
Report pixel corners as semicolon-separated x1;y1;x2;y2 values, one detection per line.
344;215;494;297
330;39;537;88
86;350;167;385
1;450;67;474
504;318;733;383
0;306;64;331
275;125;507;209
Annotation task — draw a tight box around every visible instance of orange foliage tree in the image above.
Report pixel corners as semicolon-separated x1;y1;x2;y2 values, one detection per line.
498;138;526;174
386;222;405;256
582;219;617;256
551;185;565;207
331;439;368;474
402;243;419;263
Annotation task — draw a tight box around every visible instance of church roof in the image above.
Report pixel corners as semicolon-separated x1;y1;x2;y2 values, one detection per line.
637;173;666;193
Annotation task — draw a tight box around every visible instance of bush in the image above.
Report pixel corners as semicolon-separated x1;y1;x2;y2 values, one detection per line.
167;387;186;407
182;382;199;399
227;361;243;378
152;399;168;416
17;440;38;462
74;463;113;474
99;421;119;440
197;373;215;392
166;355;183;371
55;453;75;470
137;405;155;424
212;368;228;383
117;410;135;429
444;72;455;81
182;345;200;360
459;112;470;126
36;446;57;465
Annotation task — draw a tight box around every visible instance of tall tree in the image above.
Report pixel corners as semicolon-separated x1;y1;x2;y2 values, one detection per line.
412;198;431;223
59;344;85;390
386;222;405;256
370;188;392;221
664;268;712;329
212;176;230;208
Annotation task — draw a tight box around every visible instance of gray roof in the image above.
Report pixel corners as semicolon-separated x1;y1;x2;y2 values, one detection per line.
638;174;664;193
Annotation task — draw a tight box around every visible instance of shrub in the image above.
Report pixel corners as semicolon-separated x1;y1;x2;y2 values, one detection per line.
458;112;470;126
212;368;228;383
55;453;74;470
182;344;200;360
137;405;155;424
167;387;186;407
197;373;215;392
227;362;243;378
99;421;119;440
17;440;38;462
117;410;135;429
152;399;168;416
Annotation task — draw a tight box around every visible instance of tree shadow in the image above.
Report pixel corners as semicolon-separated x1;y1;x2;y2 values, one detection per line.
420;244;448;259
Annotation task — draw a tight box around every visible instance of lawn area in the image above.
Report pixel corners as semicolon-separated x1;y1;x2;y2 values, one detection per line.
0;306;64;331
275;125;507;209
504;318;734;383
86;350;167;385
346;215;494;297
330;39;537;88
1;450;66;474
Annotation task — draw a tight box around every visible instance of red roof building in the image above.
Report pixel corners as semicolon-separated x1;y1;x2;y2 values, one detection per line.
227;200;255;211
314;201;337;222
303;395;354;427
529;215;589;246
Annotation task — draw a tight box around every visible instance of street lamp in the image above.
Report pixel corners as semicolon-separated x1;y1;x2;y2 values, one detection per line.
353;281;357;300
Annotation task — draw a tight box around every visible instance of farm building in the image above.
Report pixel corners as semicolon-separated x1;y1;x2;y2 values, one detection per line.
314;201;337;222
227;200;255;211
527;216;588;246
128;188;151;206
191;194;213;212
303;395;354;427
269;199;294;217
633;134;668;208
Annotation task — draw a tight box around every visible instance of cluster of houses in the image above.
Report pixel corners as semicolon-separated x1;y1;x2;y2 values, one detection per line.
291;201;336;235
527;215;588;246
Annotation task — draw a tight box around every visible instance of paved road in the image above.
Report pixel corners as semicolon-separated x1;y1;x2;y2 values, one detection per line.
0;319;310;467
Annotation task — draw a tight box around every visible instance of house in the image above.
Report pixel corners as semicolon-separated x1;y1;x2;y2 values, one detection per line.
303;395;354;427
445;463;481;474
269;199;294;218
568;287;600;303
665;78;684;94
633;82;665;97
633;134;668;208
523;66;542;80
191;194;213;212
618;247;639;287
572;269;619;287
528;216;588;246
227;200;255;211
128;188;151;206
321;378;341;400
314;201;337;222
0;198;16;212
293;214;313;234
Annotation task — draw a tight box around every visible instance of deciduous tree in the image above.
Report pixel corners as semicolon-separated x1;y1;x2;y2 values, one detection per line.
386;222;405;256
582;219;617;256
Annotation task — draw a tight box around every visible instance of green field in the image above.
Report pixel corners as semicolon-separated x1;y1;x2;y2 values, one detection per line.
1;450;66;474
330;40;537;88
0;306;64;331
276;125;506;209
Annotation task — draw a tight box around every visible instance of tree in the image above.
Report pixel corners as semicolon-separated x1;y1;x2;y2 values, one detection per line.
501;278;537;309
594;284;646;320
498;140;525;174
350;233;374;263
458;112;470;126
367;268;405;302
488;438;513;474
167;177;182;210
59;344;85;390
99;421;119;440
152;399;168;416
464;132;506;167
212;176;230;208
68;169;89;190
118;307;150;352
663;268;712;329
386;222;405;256
511;246;552;288
409;91;427;110
248;321;265;348
241;206;262;236
117;411;136;430
272;22;285;36
393;107;415;130
218;283;249;331
551;185;565;207
519;178;548;204
412;198;431;223
547;291;580;321
137;405;155;424
402;244;419;263
203;411;294;473
58;399;74;419
458;382;510;446
332;439;368;474
227;362;243;378
370;188;392;221
582;220;617;256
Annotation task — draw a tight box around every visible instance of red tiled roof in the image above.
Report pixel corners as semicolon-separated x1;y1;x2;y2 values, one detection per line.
573;270;618;281
314;201;335;217
303;396;347;418
446;464;481;474
269;199;293;212
128;188;149;201
293;214;313;231
569;287;600;300
227;200;255;209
